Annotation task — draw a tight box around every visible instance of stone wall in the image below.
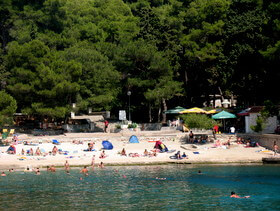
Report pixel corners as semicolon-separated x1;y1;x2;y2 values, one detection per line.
239;134;280;150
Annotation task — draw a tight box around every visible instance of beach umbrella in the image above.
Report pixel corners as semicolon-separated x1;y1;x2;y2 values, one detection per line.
165;106;186;114
212;111;236;132
205;109;218;114
237;108;251;116
180;107;207;114
211;111;236;119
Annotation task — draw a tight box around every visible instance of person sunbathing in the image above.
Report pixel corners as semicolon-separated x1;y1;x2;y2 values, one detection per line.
52;146;58;155
121;148;127;156
29;148;34;156
182;152;188;159
99;150;106;159
129;153;140;157
151;151;157;157
175;151;182;159
87;143;94;151
7;145;16;154
143;149;149;156
35;147;41;156
213;140;221;147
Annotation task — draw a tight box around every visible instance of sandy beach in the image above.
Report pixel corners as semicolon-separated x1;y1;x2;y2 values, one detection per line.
0;130;275;170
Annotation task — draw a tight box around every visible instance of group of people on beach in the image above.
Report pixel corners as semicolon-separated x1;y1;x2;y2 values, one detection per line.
188;131;209;144
19;145;59;156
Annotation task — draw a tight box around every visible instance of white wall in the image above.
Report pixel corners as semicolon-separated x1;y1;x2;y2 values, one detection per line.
245;113;277;134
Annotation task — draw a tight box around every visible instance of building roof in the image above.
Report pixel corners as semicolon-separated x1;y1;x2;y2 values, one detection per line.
248;106;263;113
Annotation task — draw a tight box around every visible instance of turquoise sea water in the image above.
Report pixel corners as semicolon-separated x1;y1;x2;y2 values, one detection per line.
0;165;280;210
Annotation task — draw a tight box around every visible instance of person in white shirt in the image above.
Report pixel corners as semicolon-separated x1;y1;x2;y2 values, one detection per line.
230;126;235;134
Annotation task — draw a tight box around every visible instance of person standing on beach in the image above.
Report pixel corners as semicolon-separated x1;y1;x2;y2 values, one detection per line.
104;120;109;133
273;141;278;156
189;131;194;143
64;160;70;171
230;126;235;134
91;155;95;169
213;125;219;134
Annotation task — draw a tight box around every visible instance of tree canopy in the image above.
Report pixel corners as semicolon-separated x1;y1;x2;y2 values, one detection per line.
0;0;279;123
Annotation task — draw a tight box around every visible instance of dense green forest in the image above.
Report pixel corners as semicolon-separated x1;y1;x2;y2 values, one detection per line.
0;0;279;123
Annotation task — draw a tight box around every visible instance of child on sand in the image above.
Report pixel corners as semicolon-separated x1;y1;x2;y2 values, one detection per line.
273;141;278;156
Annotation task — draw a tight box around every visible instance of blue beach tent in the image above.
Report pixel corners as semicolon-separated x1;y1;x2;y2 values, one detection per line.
129;135;139;143
52;139;60;145
102;140;113;150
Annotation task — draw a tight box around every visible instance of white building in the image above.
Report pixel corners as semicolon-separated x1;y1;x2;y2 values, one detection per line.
240;106;278;134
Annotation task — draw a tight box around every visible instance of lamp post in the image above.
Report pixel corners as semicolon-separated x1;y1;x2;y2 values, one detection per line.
127;91;131;121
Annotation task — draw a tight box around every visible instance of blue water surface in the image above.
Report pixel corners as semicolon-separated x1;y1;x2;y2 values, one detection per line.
0;165;280;210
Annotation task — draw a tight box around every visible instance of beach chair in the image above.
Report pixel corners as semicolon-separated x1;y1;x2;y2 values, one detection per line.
9;129;15;136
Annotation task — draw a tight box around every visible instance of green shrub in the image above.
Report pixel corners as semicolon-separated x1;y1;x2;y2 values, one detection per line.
128;123;137;128
250;116;265;132
180;114;217;129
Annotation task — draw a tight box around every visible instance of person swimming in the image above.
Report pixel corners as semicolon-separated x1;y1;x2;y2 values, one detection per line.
156;177;166;180
230;191;250;198
98;162;104;168
35;170;41;175
1;172;6;176
80;166;89;174
49;165;56;172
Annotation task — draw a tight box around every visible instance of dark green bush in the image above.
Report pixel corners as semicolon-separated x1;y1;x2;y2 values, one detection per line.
180;114;217;129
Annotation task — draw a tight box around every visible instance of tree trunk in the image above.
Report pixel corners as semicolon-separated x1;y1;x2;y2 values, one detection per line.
162;98;167;123
149;103;152;123
218;87;224;105
231;94;234;107
157;105;161;123
213;94;216;108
